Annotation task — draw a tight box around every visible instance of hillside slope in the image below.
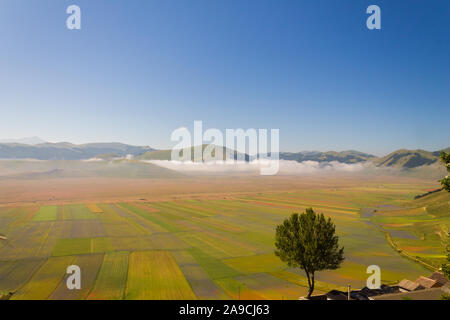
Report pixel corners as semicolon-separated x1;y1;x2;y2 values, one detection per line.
280;150;376;164
374;149;439;168
368;190;450;269
138;144;250;162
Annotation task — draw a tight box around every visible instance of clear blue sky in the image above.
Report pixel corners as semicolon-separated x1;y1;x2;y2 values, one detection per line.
0;0;448;155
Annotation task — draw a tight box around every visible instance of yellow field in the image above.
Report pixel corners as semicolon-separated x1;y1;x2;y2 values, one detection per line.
12;256;75;300
88;251;129;300
86;204;103;213
125;251;196;300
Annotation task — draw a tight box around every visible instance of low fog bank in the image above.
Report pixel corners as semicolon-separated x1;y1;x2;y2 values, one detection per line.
145;159;369;175
0;158;444;180
144;159;445;179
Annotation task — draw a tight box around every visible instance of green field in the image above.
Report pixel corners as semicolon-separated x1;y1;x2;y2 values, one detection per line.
0;185;447;300
364;190;449;269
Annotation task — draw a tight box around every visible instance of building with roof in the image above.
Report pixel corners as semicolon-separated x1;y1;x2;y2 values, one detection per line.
415;276;440;289
372;286;450;300
398;279;424;292
304;272;449;300
306;285;401;300
429;271;449;287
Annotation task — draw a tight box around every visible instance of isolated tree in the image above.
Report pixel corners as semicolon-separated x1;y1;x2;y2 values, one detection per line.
275;208;344;298
440;151;450;192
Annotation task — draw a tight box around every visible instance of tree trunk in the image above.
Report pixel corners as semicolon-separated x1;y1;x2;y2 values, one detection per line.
306;271;315;298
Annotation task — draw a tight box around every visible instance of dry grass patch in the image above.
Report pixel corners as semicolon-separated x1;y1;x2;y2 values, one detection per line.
86;204;103;213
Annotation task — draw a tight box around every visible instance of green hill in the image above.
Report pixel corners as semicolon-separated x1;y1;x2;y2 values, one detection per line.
320;150;377;163
138;149;173;161
279;150;376;164
0;142;153;160
374;149;441;168
368;190;450;268
138;144;250;162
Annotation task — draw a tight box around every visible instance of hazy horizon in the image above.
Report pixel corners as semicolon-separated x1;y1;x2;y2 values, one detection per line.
0;135;449;157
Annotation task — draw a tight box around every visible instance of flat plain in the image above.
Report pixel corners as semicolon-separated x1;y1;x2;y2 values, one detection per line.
0;175;447;299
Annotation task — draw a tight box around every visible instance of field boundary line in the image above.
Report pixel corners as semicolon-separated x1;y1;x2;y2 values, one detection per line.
84;254;105;300
122;252;131;300
36;221;55;257
7;259;45;297
383;232;438;272
43;256;77;300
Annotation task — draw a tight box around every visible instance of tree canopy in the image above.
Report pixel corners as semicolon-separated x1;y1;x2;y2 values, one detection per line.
442;254;450;280
441;151;450;192
275;208;344;298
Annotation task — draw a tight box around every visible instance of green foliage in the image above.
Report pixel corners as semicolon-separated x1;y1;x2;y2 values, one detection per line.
441;151;450;168
440;151;450;192
440;293;450;300
0;292;13;300
442;254;450;280
274;208;344;297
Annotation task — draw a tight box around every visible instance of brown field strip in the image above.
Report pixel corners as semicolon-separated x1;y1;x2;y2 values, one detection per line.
177;263;230;300
49;254;104;300
70;220;106;238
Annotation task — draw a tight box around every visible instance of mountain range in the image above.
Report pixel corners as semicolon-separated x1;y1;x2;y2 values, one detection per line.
279;150;376;164
137;145;250;162
373;149;449;168
0;142;153;160
0;140;448;170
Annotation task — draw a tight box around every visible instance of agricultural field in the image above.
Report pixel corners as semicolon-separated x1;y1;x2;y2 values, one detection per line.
0;177;447;300
363;190;449;269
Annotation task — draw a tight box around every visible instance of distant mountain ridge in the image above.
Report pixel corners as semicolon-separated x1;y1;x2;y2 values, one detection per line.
0;142;154;160
374;148;450;169
0;140;447;171
279;150;376;164
137;144;250;162
139;146;449;170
